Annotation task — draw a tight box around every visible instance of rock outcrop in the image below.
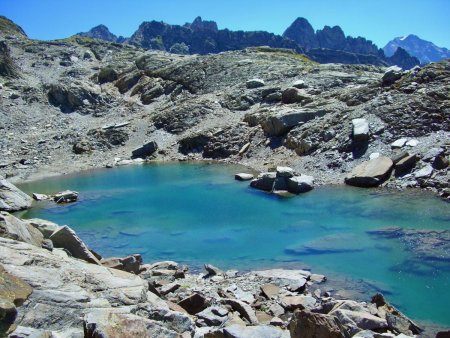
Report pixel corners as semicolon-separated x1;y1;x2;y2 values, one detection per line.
250;166;314;195
0;180;32;212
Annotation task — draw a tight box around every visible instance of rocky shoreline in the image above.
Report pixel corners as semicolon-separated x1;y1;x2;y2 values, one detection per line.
3;208;446;338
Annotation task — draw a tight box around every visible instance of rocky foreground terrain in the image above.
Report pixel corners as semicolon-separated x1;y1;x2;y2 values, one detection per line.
0;211;437;337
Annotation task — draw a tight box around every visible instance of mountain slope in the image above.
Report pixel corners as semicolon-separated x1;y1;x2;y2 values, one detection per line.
384;34;450;64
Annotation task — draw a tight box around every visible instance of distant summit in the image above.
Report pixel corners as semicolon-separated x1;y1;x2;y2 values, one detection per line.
75;16;420;69
384;34;450;64
126;17;299;54
283;18;380;56
77;24;125;43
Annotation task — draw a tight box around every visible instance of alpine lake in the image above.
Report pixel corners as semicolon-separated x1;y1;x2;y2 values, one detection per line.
17;162;450;327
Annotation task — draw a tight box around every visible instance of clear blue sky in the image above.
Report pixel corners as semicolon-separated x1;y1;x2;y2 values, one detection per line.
1;0;449;49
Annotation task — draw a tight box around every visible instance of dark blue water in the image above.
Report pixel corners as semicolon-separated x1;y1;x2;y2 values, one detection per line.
19;163;450;326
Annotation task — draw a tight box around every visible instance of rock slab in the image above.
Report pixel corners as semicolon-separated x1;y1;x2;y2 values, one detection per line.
345;157;393;187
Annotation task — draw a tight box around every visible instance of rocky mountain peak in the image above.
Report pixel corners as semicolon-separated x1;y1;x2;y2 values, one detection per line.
316;25;347;50
387;47;421;69
384;34;450;64
283;18;381;57
77;24;118;42
283;17;318;49
187;16;218;32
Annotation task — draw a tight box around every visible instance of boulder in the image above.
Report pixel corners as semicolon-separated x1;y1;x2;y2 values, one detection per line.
224;285;255;304
345;157;393;187
260;109;327;136
287;175;314;193
217;324;289;338
0;264;33;335
26;218;61;239
221;298;258;324
197;306;228;326
72;140;92;154
0;180;32;212
178;293;208;315
281;295;316;311
293;80;307;89
0;212;43;247
414;164;433;178
101;254;142;274
204;263;223;277
131;141;158;159
391;151;409;164
422;147;444;162
235;173;254;181
250;172;276;192
159;282;180;295
84;309;178;338
282;87;312;104
371;293;421;335
382;66;403;86
433;155;449;170
331;309;388;331
352;118;369;142
53;190;78;204
405;139;418;147
391;138;407;149
276;166;294;178
32;193;48;201
246;78;265;89
289;310;346;338
394;155;417;176
260;283;280;299
273;177;289;192
49;226;101;264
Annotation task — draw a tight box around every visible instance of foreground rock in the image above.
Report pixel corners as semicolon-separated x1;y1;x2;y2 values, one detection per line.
289;310;346;338
49;225;101;264
0;264;32;335
345;157;393;187
0;212;43;247
0;180;32;212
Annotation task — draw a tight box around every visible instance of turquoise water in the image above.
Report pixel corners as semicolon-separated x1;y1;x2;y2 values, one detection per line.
19;163;450;326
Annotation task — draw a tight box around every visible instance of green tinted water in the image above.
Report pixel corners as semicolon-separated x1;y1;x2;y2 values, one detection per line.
19;163;450;326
